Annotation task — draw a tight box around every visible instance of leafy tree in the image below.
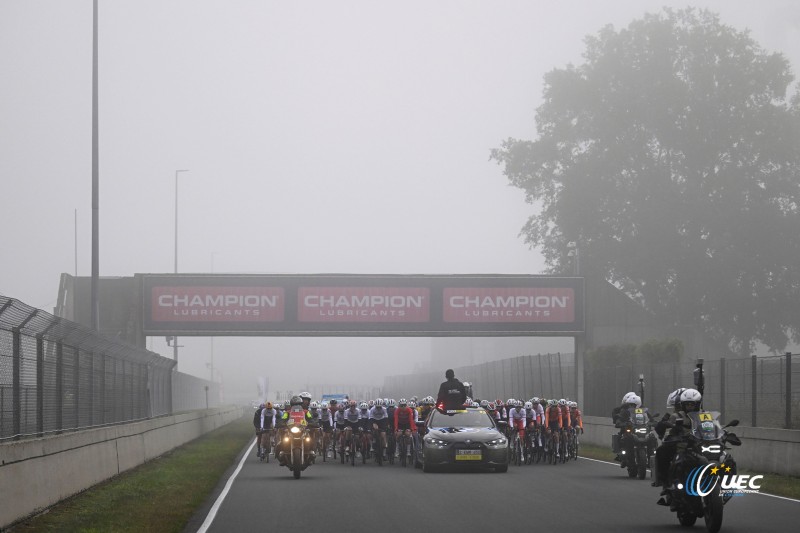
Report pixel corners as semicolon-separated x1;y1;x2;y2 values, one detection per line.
491;8;800;357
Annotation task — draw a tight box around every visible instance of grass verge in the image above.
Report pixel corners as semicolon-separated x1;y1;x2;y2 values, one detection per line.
578;442;800;500
7;415;255;533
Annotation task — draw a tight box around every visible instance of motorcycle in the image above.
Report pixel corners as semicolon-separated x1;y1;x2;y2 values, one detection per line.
279;419;316;479
613;408;658;479
658;412;741;533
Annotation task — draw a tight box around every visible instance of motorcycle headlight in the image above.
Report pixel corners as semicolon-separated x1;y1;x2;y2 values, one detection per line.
290;426;301;435
486;437;507;447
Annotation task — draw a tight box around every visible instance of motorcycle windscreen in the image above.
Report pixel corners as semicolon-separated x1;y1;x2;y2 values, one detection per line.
688;411;722;440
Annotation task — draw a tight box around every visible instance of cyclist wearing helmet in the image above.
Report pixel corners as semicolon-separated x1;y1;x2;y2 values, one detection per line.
418;397;434;422
253;403;266;457
394;398;416;438
369;399;390;455
258;402;277;459
568;401;583;434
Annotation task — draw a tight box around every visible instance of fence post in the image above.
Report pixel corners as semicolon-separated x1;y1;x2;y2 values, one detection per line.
74;347;80;429
751;355;757;427
12;327;21;439
719;357;726;424
37;336;44;436
56;342;63;433
786;352;792;429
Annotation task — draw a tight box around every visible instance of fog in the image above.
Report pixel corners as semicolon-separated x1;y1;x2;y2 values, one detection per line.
1;1;798;403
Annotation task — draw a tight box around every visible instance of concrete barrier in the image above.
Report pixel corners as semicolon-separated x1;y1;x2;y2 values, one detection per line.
581;415;800;476
0;406;243;529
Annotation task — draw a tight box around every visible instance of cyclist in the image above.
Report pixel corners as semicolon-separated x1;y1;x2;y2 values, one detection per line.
569;401;583;434
319;402;335;458
340;400;362;454
369;399;390;458
418;397;435;422
545;399;563;457
252;403;266;457
394;398;417;464
508;400;527;459
258;402;277;459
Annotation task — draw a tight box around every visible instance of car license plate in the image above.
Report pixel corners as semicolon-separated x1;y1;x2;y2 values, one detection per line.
455;450;482;461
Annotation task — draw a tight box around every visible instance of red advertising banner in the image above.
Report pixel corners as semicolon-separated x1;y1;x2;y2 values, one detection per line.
298;287;430;323
150;286;285;322
443;287;575;323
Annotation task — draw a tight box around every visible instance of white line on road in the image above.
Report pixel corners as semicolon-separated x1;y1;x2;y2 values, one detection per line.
195;438;258;533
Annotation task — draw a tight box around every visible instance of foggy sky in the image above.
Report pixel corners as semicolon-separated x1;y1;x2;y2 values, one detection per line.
1;1;798;402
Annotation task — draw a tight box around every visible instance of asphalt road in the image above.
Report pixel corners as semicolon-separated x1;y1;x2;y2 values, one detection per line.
186;439;798;533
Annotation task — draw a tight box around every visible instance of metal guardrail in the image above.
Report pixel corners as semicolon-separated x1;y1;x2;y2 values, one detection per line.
0;295;176;441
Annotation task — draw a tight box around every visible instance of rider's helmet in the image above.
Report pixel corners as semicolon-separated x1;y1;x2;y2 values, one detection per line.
349;400;357;408
299;391;312;401
569;401;577;408
290;395;303;406
558;399;567;406
507;398;515;406
628;395;642;408
496;399;504;407
321;402;329;409
309;401;319;409
409;401;417;409
487;402;496;411
359;402;369;410
471;401;480;408
621;391;636;405
532;397;540;404
548;399;558;407
399;398;407;406
480;399;490;408
283;400;291;409
410;396;418;403
524;401;533;409
387;399;396;407
679;389;702;412
666;388;686;410
375;398;385;407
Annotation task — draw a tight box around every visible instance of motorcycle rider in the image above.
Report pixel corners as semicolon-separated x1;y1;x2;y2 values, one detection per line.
278;395;315;466
653;388;699;504
612;392;637;462
614;393;655;468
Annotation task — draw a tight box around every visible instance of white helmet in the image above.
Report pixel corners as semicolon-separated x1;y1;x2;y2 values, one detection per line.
558;399;567;406
309;401;319;409
321;402;329;409
679;388;702;408
299;391;312;401
399;398;407;406
388;399;396;407
621;392;637;405
359;402;369;409
532;397;540;403
471;401;480;407
666;388;686;409
375;398;385;407
524;401;533;409
628;394;642;408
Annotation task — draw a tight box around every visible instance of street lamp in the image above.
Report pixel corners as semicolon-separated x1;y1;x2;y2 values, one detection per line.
566;241;580;276
173;169;189;368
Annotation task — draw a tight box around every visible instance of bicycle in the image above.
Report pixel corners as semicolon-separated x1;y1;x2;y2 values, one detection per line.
511;429;525;466
259;428;273;463
397;430;412;467
386;427;396;465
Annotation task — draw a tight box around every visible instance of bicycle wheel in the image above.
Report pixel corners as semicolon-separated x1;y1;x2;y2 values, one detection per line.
399;435;407;467
375;433;384;466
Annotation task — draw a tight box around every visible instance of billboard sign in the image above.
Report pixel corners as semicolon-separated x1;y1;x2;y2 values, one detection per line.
141;274;583;336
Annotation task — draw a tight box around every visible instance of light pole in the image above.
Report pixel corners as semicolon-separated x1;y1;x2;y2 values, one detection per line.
173;169;189;368
567;241;580;276
209;251;220;381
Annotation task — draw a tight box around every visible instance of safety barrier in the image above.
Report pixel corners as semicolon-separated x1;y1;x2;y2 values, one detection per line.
0;405;243;529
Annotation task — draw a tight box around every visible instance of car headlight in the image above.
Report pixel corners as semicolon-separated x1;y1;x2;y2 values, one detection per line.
486;437;507;447
424;437;448;447
290;426;301;434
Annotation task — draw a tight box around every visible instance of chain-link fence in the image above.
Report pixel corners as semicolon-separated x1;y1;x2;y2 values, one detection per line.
0;296;179;441
383;351;798;429
383;352;576;404
585;354;799;428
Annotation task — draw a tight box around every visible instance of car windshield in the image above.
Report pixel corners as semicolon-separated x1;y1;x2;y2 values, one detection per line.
429;409;494;428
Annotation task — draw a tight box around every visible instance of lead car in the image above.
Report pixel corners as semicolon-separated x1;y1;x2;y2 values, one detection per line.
419;407;509;473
